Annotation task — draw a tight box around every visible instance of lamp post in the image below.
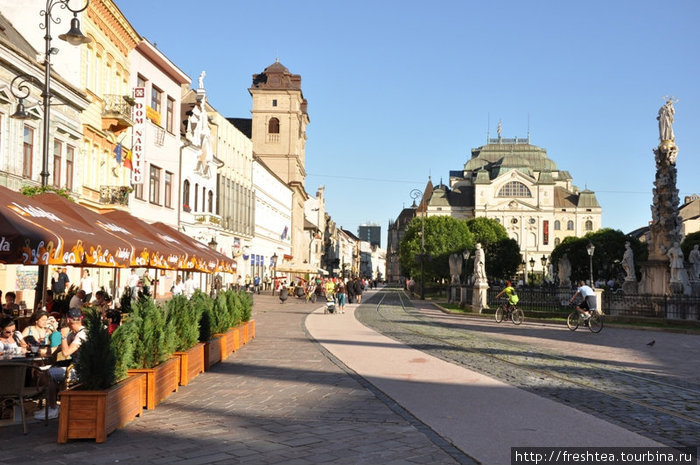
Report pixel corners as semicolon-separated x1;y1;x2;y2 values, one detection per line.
10;0;91;309
529;257;535;285
410;188;426;300
586;242;596;287
521;259;526;286
541;255;548;281
271;253;278;295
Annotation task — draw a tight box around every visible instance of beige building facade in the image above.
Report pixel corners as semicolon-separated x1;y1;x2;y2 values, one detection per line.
248;61;310;269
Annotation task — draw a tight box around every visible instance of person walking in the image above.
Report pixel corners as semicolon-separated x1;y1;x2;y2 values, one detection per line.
336;280;347;313
346;278;355;304
353;277;364;304
80;269;95;303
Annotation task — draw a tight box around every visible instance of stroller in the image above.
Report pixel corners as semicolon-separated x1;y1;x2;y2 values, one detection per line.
324;293;336;314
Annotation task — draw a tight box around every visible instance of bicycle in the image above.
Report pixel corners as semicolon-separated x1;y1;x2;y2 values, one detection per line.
567;305;603;333
494;301;524;325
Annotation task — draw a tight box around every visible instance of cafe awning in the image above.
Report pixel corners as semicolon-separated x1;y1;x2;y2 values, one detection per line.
0;187;131;267
149;222;237;273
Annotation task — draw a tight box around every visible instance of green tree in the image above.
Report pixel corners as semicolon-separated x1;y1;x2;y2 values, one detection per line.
76;308;116;390
551;229;647;284
465;218;519;280
399;216;474;284
681;231;700;258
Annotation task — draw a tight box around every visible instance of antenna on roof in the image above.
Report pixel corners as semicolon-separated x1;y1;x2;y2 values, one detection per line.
527;113;531;144
487;113;490;143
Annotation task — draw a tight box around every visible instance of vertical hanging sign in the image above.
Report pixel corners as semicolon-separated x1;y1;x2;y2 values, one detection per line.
131;87;146;184
543;220;549;245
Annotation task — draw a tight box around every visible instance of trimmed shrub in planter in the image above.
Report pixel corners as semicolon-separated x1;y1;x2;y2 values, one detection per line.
167;295;204;386
58;309;142;443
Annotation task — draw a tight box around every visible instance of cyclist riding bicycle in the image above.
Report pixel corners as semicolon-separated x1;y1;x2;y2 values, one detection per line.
495;280;519;310
569;280;597;319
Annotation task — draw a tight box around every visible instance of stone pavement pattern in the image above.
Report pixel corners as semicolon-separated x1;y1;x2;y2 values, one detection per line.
0;293;475;465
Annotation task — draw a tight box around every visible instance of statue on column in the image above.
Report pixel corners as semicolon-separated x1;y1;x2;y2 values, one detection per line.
473;243;487;283
622;241;636;281
657;98;675;143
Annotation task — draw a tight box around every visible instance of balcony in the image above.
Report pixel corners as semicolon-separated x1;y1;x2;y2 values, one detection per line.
99;186;131;207
102;94;134;135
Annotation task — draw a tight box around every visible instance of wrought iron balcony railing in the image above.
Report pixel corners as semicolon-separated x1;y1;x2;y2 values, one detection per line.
100;186;131;206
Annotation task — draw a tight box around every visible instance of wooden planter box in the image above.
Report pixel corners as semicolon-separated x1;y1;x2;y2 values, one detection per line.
57;373;144;444
248;319;256;340
231;326;241;351
204;334;223;371
242;321;250;344
174;342;205;386
223;328;236;356
127;356;180;410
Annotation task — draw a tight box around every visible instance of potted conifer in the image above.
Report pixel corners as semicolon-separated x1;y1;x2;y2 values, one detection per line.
57;309;144;443
169;295;205;386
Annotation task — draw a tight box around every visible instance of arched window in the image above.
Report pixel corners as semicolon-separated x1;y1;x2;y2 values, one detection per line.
554;220;561;231
498;181;531;198
208;190;213;213
554;237;561;246
194;183;199;212
585;220;593;231
567;220;574;230
268;117;280;134
183;180;190;210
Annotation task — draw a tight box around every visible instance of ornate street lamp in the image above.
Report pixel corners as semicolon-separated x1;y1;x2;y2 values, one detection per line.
529;257;535;284
10;1;91;309
541;255;548;281
521;259;526;286
271;253;278;295
586;242;596;287
410;188;426;300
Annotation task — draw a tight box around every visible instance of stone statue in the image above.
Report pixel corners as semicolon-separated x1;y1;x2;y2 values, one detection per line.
622;241;636;281
667;241;684;283
558;253;571;287
689;244;700;281
473;243;487;282
657;98;675;142
448;253;463;285
198;70;206;90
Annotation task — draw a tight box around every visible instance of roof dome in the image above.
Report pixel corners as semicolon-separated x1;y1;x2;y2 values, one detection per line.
264;61;290;74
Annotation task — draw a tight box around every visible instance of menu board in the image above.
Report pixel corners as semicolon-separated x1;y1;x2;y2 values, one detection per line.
16;269;38;291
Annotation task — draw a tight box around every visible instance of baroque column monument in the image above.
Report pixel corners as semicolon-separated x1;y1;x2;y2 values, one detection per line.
639;98;688;295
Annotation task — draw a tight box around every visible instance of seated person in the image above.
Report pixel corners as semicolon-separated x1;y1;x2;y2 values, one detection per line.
69;289;86;310
21;310;52;348
2;291;20;317
40;307;86;420
495;280;519;309
0;316;27;351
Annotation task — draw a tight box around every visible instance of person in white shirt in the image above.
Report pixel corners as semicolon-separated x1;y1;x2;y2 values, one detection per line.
80;269;95;303
569;281;597;319
171;275;184;296
69;290;86;310
184;273;196;298
128;269;140;299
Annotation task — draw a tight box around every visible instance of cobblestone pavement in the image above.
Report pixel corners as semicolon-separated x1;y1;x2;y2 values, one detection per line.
0;293;476;465
356;290;700;449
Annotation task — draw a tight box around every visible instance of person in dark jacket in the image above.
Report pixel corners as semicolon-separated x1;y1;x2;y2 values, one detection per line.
353;278;363;304
346;278;355;304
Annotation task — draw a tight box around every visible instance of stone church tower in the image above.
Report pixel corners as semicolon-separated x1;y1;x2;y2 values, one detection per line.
249;60;310;264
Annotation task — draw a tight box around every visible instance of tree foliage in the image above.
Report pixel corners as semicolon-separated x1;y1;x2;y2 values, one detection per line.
76;308;116;390
399;216;474;283
465;218;519;280
550;228;648;284
681;231;700;259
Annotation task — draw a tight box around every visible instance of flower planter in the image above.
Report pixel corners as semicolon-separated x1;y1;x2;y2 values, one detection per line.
203;334;223;371
57;373;144;444
127;356;180;410
174;342;205;386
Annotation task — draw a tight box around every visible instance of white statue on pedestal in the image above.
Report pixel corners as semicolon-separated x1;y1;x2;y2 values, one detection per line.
198;70;206;90
689;244;700;281
667;241;684;283
657;98;675;143
448;253;462;285
558;254;571;287
473;243;487;282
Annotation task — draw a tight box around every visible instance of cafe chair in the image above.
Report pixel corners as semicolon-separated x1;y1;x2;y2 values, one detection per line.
0;362;48;434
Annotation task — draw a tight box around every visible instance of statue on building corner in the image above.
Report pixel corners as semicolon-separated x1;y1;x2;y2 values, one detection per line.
198;70;206;90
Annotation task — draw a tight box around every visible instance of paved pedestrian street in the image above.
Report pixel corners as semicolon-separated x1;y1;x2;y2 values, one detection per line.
0;292;474;465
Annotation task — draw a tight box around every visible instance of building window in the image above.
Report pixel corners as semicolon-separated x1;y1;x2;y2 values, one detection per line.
149;165;161;204
194;183;199;211
554;237;561;246
272;99;277;107
497;181;531;198
208;190;213;213
183;179;190;210
567;220;574;230
151;85;162;114
134;181;144;200
23;126;34;178
268;117;280;133
52;139;62;188
164;171;172;208
137;75;146;89
65;146;74;191
166;97;174;133
554;220;561;230
585;220;593;231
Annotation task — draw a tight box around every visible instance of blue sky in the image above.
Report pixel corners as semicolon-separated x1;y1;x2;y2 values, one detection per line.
116;0;700;245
